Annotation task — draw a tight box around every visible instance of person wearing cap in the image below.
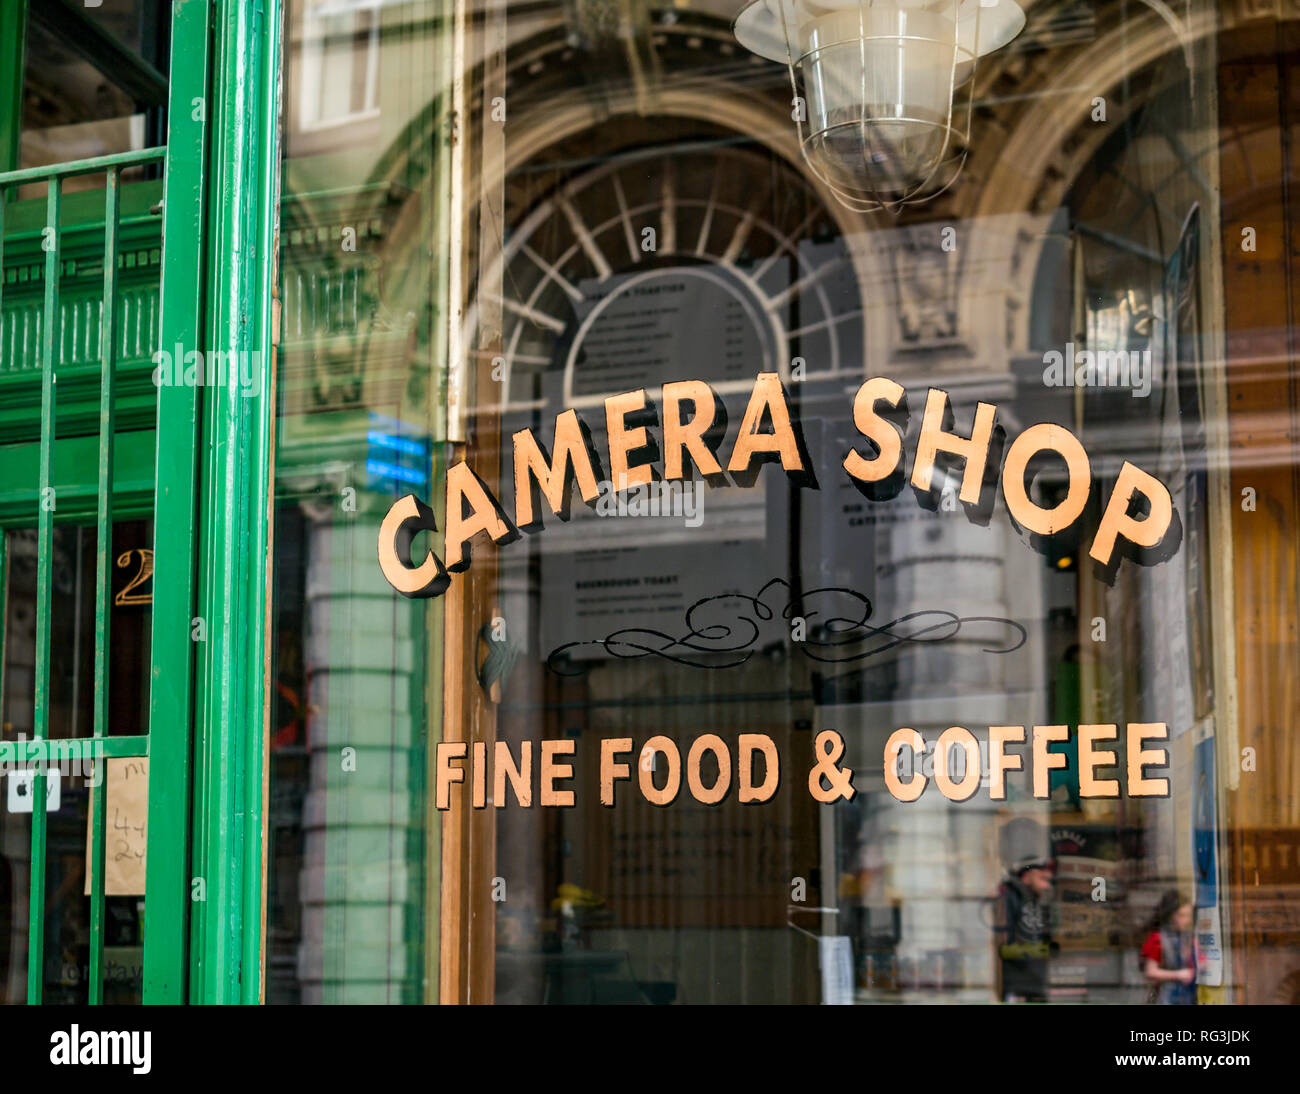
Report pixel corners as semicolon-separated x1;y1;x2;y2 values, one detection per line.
997;856;1057;1003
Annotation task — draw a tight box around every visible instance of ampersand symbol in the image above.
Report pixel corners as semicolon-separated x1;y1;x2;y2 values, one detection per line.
808;729;856;802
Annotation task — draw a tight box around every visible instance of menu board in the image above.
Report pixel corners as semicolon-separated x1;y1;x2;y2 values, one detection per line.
568;264;781;397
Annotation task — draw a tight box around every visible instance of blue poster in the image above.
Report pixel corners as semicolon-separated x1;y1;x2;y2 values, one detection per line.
1193;736;1218;909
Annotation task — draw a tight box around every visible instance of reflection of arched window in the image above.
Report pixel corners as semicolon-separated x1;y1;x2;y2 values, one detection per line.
298;0;381;131
463;142;865;419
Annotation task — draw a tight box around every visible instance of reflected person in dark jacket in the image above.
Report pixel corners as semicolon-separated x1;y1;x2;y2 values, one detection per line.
998;857;1056;1003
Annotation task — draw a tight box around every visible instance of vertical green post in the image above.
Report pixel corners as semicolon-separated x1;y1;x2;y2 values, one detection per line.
190;0;282;1004
143;0;212;1005
0;1;25;174
27;175;59;1005
0;534;6;771
87;167;120;1005
0;185;7;330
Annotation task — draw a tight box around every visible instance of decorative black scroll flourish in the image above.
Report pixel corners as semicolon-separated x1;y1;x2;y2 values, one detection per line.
545;577;1027;676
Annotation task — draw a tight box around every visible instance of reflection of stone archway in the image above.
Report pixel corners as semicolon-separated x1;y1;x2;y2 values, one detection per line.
457;87;880;404
973;11;1214;216
908;6;1226;396
462;140;866;418
346;7;1233;417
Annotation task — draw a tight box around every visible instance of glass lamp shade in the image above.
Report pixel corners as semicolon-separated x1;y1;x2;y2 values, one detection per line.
735;0;1026;207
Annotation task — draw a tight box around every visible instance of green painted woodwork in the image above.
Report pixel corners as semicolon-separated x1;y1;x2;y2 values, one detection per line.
0;0;293;1006
0;542;5;788
187;0;283;1005
0;736;150;764
0;2;25;174
26;176;60;1004
87;168;121;1005
0;0;205;1004
141;0;211;1007
0;429;156;524
0;149;161;1005
0;178;164;442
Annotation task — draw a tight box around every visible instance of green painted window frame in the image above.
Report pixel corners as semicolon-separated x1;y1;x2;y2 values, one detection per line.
180;0;283;1005
0;0;296;1006
0;147;165;1004
0;0;192;1004
0;0;250;1005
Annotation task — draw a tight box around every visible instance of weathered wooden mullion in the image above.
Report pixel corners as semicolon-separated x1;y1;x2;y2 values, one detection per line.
27;176;61;1005
88;167;121;1005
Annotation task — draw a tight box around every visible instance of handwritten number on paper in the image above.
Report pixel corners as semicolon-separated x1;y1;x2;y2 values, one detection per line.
85;759;149;896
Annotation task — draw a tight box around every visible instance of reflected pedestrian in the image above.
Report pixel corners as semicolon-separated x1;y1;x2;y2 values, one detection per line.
1141;890;1198;1004
997;856;1055;1003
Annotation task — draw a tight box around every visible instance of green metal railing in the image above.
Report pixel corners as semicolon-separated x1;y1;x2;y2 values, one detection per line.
0;147;165;1003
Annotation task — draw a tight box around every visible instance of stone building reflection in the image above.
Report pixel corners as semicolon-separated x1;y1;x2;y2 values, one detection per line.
265;0;1295;1004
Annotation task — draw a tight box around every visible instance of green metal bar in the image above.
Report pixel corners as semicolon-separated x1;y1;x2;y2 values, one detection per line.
142;0;211;1006
0;737;149;765
0;147;165;187
87;167;120;1006
0;535;6;756
191;0;282;1005
0;1;25;175
244;0;283;1006
0;430;157;525
1;184;7;329
27;175;59;1006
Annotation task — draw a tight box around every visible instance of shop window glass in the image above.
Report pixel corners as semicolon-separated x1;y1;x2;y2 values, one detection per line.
268;0;1300;1004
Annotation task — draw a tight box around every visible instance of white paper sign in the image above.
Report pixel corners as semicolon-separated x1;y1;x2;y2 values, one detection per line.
1196;907;1224;987
7;768;61;813
819;935;855;1005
